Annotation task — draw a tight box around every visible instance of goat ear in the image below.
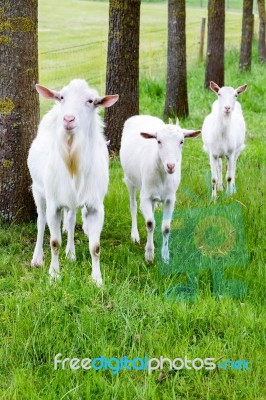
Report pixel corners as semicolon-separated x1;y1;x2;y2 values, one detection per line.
140;132;157;139
94;94;119;108
236;84;247;95
210;81;220;94
168;118;174;125
36;84;60;100
183;129;201;139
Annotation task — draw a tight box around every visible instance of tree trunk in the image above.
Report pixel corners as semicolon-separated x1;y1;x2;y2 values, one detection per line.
0;0;39;223
164;0;188;119
104;0;141;154
239;0;254;71
257;0;266;62
205;0;225;88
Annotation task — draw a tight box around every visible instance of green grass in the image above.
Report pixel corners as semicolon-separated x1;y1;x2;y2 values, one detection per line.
38;1;259;105
90;0;245;8
38;0;259;115
1;1;266;399
186;0;254;10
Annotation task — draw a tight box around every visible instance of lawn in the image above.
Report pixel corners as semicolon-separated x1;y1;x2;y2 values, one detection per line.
0;1;265;399
38;0;257;106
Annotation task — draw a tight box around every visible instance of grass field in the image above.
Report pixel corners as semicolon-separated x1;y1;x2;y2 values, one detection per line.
0;1;266;399
38;0;258;111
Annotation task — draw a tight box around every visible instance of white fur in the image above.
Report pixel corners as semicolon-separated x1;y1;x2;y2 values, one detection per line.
202;81;247;198
28;79;118;285
120;115;201;263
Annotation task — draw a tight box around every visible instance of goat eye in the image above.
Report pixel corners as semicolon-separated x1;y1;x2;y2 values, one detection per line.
180;140;184;145
88;99;93;104
157;140;161;144
60;95;64;100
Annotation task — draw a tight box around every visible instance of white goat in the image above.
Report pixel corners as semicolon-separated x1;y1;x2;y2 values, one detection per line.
120;115;201;263
202;81;247;198
27;79;118;286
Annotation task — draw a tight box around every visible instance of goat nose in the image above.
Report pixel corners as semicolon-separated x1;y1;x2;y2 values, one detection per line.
167;163;175;171
225;106;231;112
64;115;75;123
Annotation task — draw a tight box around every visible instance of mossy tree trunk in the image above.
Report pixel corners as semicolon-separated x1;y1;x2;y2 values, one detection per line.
164;0;188;119
239;0;254;71
0;0;39;222
205;0;225;88
105;0;141;154
257;0;266;62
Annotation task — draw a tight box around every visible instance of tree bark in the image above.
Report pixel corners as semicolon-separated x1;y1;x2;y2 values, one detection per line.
257;0;266;62
0;0;39;222
164;0;188;118
104;0;141;154
239;0;254;71
205;0;225;88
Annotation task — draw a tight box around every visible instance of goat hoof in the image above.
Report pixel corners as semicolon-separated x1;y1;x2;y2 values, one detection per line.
226;185;237;195
31;257;44;267
131;232;140;243
145;249;154;263
161;248;170;264
65;249;76;262
49;268;60;281
91;273;103;287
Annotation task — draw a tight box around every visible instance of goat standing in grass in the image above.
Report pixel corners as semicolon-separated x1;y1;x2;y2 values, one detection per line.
28;79;118;286
120;115;201;263
202;81;247;198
